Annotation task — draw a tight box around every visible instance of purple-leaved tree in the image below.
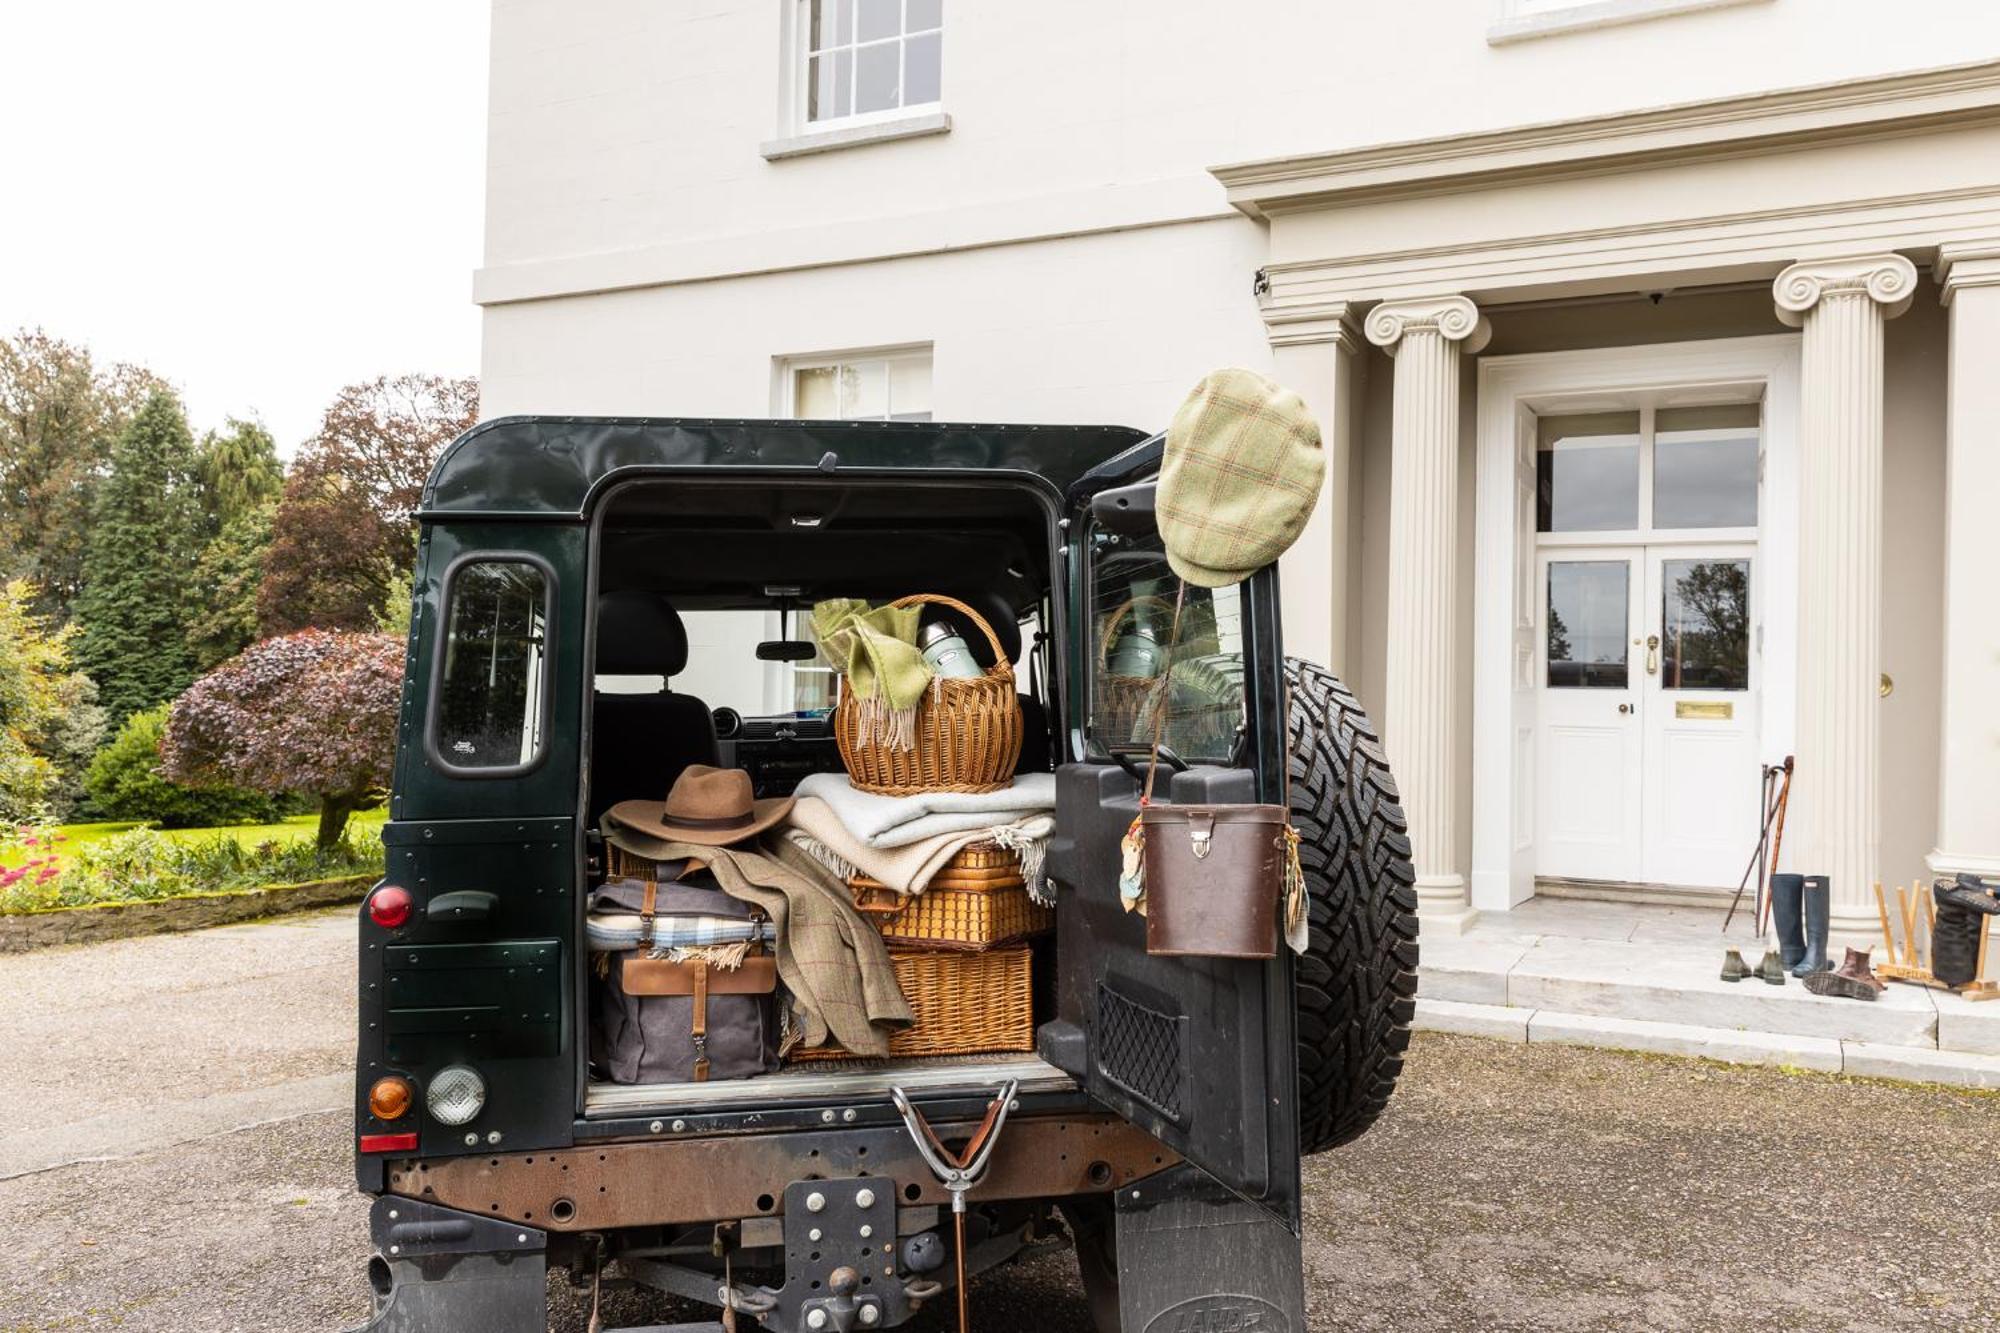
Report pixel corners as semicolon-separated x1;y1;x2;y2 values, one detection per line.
163;630;403;848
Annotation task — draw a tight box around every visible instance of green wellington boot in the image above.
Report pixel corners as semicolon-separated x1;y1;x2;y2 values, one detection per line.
1720;949;1752;983
1790;874;1832;978
1756;949;1788;985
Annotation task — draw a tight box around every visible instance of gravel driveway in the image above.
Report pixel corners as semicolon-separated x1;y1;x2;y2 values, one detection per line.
1;912;1994;1331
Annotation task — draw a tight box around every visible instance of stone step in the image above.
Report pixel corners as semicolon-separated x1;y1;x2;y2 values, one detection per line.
1413;1000;2000;1089
1421;934;1938;1047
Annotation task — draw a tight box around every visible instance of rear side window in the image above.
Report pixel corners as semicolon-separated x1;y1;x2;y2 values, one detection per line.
1086;528;1246;765
430;557;553;774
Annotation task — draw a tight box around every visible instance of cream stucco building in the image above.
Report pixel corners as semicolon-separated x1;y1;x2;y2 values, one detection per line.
478;0;2000;944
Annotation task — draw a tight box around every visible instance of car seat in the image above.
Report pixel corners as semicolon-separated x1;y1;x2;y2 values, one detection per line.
589;591;721;828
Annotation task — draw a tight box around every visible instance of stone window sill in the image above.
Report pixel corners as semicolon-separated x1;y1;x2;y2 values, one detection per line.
760;111;951;162
1488;0;1769;45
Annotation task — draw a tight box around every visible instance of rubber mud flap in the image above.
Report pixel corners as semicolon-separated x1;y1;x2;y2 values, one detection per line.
346;1197;547;1333
1114;1164;1305;1332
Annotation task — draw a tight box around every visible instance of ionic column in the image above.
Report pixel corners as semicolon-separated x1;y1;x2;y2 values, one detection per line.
1269;301;1365;679
1929;242;2000;880
1773;254;1917;945
1366;295;1490;936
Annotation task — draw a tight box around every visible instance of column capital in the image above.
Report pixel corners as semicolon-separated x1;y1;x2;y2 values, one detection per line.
1264;299;1363;350
1773;253;1918;325
1364;295;1491;355
1935;240;2000;306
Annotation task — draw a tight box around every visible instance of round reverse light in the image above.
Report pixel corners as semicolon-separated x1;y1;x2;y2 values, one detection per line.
426;1065;486;1126
367;885;412;929
368;1076;413;1121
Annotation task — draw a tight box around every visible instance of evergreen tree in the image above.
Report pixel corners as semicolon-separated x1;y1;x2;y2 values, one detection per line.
193;417;284;537
186;498;277;670
74;391;203;725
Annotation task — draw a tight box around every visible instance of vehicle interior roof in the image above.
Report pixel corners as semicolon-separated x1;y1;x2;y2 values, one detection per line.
597;478;1054;614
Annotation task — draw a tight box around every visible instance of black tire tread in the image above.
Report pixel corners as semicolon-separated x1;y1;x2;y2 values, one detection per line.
1284;656;1419;1155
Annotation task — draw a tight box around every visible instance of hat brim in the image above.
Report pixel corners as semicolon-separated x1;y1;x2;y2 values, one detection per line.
604;795;795;846
1165;546;1255;589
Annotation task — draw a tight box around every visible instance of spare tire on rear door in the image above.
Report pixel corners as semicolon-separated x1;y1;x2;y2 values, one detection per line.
1284;657;1419;1155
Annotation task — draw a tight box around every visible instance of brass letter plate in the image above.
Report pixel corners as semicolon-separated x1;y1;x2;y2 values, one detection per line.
1676;700;1732;720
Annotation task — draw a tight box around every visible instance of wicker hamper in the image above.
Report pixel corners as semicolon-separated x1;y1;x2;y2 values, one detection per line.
850;874;1052;951
1094;596;1173;747
792;944;1035;1062
831;593;1023;796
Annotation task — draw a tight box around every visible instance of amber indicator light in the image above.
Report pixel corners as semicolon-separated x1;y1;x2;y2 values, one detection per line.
368;1076;413;1121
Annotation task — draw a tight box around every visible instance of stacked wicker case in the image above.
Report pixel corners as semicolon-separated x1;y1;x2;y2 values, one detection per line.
795;841;1049;1062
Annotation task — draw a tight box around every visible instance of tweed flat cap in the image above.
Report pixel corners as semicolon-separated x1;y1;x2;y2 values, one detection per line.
1157;368;1324;587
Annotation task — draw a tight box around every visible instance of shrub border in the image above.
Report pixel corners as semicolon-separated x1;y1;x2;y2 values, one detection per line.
0;873;375;953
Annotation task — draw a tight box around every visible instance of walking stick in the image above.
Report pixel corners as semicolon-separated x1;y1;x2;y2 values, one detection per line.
1758;756;1795;935
1725;764;1782;932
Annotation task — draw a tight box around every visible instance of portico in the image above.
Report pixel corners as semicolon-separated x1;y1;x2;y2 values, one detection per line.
1230;62;2000;943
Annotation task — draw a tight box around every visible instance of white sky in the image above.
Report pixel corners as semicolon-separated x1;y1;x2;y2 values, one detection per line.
0;1;489;451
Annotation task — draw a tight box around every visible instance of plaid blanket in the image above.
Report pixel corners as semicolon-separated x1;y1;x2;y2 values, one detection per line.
585;913;776;953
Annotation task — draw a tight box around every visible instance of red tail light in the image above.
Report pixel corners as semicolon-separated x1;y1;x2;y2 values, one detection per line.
359;1132;419;1153
368;885;412;929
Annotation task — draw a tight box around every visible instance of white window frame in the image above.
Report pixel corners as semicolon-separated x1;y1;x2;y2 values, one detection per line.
765;0;949;160
1489;0;1770;45
776;344;935;422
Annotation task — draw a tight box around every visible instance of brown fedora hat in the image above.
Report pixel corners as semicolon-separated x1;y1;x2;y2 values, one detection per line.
606;765;794;847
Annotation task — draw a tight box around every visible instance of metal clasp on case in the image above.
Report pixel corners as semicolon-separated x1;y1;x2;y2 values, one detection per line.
1188;813;1215;859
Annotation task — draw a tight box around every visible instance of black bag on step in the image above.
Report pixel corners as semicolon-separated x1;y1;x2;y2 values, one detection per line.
1931;874;2000;989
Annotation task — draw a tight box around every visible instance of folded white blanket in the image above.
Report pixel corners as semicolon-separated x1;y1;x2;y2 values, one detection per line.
787;795;1055;902
793;772;1057;849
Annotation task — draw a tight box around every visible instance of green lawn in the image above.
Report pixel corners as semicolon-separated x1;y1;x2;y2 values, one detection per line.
3;808;389;869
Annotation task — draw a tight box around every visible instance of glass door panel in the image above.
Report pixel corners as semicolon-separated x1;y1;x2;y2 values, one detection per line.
1546;560;1631;689
1659;558;1750;690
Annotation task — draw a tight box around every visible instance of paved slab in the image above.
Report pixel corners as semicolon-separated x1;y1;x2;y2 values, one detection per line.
1412;997;1531;1042
1432;898;1976;1064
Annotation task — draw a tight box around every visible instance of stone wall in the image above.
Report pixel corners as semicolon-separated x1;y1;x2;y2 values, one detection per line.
0;875;373;953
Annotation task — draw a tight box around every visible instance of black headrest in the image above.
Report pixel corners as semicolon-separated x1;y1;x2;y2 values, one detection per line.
918;593;1023;669
596;591;689;677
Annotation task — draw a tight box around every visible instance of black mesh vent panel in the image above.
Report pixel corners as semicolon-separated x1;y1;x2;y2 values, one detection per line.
1095;983;1186;1124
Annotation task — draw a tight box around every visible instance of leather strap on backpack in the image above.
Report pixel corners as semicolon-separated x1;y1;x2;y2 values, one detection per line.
638;878;658;952
690;961;711;1082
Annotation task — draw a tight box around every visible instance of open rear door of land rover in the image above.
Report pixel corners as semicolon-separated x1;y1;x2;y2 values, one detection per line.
1042;461;1302;1230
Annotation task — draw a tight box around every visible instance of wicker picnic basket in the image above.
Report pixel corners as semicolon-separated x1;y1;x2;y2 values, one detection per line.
831;593;1023;796
791;944;1036;1062
1094;596;1173;747
847;844;1053;951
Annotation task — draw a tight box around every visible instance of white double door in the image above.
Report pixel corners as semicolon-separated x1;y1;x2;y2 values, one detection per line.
1535;543;1760;889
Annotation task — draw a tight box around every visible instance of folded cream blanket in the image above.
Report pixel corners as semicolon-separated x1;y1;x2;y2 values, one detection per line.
786;795;1055;903
793;772;1057;848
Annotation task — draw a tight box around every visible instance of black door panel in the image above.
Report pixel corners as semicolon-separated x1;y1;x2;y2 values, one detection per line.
1044;760;1289;1218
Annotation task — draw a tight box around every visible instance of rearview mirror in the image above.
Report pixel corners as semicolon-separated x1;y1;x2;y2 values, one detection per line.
756;640;818;662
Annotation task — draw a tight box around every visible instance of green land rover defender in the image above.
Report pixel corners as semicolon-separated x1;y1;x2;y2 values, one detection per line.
348;416;1417;1333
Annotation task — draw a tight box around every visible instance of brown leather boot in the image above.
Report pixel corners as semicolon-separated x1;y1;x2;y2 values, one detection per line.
1804;946;1885;1001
